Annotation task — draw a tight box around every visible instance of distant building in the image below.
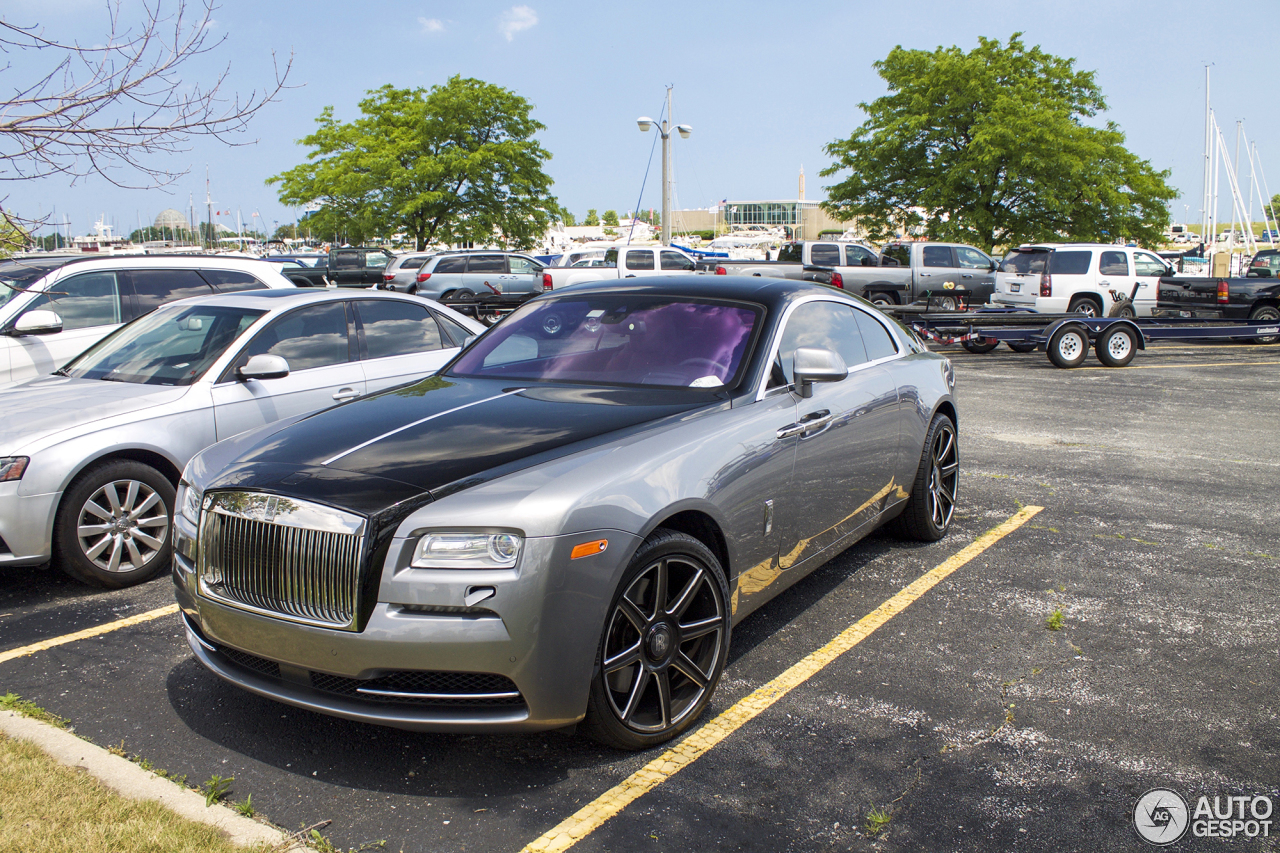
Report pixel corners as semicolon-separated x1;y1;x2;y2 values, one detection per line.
153;208;191;231
674;200;850;240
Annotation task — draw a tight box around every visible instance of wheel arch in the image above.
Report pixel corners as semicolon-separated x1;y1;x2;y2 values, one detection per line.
60;447;184;495
640;506;732;582
1249;298;1280;314
1069;292;1105;314
932;398;958;431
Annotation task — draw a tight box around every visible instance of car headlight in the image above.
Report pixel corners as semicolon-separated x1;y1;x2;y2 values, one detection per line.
411;532;522;569
0;457;29;482
177;480;204;525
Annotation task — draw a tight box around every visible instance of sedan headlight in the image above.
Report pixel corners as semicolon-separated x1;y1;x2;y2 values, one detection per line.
177;480;204;525
411;532;522;569
0;457;29;482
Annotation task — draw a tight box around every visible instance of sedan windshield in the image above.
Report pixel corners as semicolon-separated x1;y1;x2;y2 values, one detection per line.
449;295;761;389
60;304;265;385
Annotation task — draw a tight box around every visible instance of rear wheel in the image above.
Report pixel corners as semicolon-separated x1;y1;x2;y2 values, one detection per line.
1047;325;1090;368
932;295;958;312
53;460;174;588
893;413;959;542
962;338;999;354
583;530;730;750
1095;324;1137;367
1067;296;1101;317
868;293;897;309
1248;305;1279;344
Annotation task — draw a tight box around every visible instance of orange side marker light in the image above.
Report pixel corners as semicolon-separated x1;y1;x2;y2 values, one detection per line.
571;539;609;560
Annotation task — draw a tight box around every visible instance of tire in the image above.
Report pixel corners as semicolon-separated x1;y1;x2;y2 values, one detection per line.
406;284;418;296
868;293;897;309
1248;305;1280;344
1106;298;1136;319
892;413;959;542
582;529;730;750
1006;341;1038;353
454;289;475;300
932;295;958;312
962;338;999;354
1047;325;1090;368
1095;324;1138;367
53;460;174;588
1067;296;1101;317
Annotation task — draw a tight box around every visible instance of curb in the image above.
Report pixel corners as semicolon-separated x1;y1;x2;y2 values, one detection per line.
0;709;303;850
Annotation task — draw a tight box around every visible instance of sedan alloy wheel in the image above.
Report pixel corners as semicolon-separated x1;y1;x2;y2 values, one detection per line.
76;478;170;573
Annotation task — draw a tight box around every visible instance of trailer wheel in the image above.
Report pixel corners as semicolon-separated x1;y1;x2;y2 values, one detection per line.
962;337;999;354
1249;305;1280;344
1047;325;1089;368
1095;325;1137;367
1006;341;1038;353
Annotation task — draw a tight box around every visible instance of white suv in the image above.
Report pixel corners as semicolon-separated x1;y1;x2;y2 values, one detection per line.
991;244;1175;317
0;255;295;384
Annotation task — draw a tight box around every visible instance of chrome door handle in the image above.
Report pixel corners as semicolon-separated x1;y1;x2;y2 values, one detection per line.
961;273;973;278
776;423;805;439
332;388;360;401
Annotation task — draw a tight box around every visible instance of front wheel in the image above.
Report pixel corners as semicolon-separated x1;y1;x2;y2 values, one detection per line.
53;460;174;588
1248;305;1279;344
583;530;730;750
893;413;959;542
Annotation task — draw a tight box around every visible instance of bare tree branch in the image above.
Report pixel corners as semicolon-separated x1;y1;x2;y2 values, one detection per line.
0;0;294;190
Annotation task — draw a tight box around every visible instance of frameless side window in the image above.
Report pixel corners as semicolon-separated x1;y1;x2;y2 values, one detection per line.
1049;251;1092;275
854;309;899;361
23;271;122;330
922;246;954;267
358;299;444;360
771;301;869;388
809;244;841;266
201;269;268;292
238;302;351;372
624;251;655;271
1098;251;1129;276
467;255;507;274
433;256;467;274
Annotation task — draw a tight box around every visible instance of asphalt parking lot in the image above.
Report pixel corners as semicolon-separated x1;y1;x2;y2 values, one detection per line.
2;339;1278;852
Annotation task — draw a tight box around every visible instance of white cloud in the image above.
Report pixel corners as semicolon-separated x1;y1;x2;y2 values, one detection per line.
418;17;444;33
498;5;537;41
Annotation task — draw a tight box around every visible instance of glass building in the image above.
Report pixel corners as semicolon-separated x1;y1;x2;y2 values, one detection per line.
721;200;817;230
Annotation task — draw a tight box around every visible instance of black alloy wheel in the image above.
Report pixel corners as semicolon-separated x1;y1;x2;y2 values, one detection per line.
584;530;729;749
893;413;959;541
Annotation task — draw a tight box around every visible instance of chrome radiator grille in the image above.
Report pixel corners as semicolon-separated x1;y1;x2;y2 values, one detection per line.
197;492;367;630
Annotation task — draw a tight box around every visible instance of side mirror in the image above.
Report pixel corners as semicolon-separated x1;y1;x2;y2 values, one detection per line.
792;346;848;398
861;256;875;267
12;309;64;336
237;354;290;381
988;260;998;272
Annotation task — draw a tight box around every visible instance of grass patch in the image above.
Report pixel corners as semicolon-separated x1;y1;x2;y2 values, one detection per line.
1;693;68;729
0;733;270;853
864;804;892;837
1046;609;1065;631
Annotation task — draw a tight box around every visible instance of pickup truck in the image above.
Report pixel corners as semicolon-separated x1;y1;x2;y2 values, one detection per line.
1152;256;1280;342
541;245;698;290
278;246;395;288
804;241;998;309
696;240;880;280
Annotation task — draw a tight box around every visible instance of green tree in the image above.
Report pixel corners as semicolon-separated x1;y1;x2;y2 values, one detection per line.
584;208;600;226
561;210;578;227
822;34;1176;251
0;216;28;257
602;209;619;226
269;77;558;251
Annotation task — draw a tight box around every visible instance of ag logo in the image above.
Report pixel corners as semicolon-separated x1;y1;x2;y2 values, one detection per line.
1134;788;1190;845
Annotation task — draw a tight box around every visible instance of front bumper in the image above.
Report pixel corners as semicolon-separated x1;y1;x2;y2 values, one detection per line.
0;482;60;566
174;520;641;733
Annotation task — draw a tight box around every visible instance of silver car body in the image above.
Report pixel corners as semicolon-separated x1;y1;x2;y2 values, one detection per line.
381;253;435;291
411;251;545;299
173;278;958;737
0;289;484;570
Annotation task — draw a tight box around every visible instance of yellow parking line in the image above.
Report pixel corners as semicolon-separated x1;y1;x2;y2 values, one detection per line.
520;506;1043;853
1078;360;1278;370
0;604;178;665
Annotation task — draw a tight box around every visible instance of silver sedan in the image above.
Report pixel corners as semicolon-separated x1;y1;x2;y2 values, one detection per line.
0;289;483;587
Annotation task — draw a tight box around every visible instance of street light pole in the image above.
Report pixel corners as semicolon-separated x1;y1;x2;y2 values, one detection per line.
637;86;692;246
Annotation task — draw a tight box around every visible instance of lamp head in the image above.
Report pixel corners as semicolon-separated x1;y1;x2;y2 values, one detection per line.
636;117;655;132
676;124;693;139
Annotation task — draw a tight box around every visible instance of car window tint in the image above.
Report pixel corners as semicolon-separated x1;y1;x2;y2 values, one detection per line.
777;243;803;263
810;244;841;266
433;256;467;274
955;247;990;269
359;299;444;359
855;308;899;360
399;256;428;271
128;269;215;315
467;255;506;274
24;271;122;330
1000;251;1048;274
881;244;910;266
241;302;350;372
1049;251;1092;275
845;246;876;265
624;251;655;271
1098;251;1129;276
331;252;362;270
508;256;539;275
200;269;268;292
771;301;869;387
433;311;475;346
922;246;954;267
660;250;693;271
1133;253;1167;277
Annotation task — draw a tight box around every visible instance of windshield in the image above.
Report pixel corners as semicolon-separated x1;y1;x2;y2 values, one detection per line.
449;295;762;389
61;304;265;385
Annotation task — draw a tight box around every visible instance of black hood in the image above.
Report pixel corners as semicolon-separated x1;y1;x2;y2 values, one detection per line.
207;375;721;514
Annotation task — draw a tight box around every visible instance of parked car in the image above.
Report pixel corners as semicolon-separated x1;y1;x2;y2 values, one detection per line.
991;244;1175;317
0;255;296;385
403;250;546;299
0;289;484;588
541;245;697;291
275;247;397;289
174;277;959;748
381;253;435;291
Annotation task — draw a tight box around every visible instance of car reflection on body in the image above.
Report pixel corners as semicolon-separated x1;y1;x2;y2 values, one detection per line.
0;289;483;588
174;277;959;748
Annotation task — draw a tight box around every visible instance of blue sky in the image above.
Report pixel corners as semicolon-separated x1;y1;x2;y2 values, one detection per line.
5;0;1277;238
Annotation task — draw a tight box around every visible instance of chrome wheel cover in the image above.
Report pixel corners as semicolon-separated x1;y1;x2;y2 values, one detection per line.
602;553;725;734
76;479;170;573
926;422;959;530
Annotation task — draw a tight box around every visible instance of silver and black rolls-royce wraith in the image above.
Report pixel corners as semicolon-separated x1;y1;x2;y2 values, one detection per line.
174;277;959;748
